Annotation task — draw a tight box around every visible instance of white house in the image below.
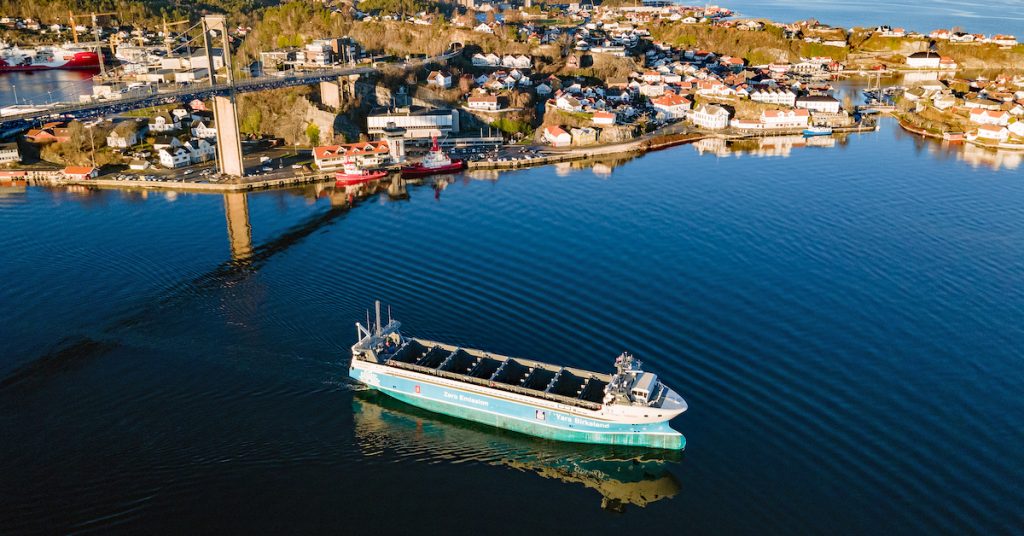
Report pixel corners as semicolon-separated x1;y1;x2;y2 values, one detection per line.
471;53;500;67
426;70;452;89
159;147;191;168
106;120;147;149
650;93;691;119
191;120;217;139
970;124;1009;143
468;94;501;111
691;104;730;129
184;139;216;164
750;88;797;107
761;108;810;129
148;112;180;132
1008;121;1024;138
906;51;941;69
474;23;494;34
543;125;572;147
969;108;1010;126
592;111;616;126
796;95;841;113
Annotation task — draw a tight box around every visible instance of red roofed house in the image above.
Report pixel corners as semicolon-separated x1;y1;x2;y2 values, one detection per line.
969;108;1010;126
761;108;810;129
313;141;391;170
969;124;1009;143
543;125;571;147
651;93;692;119
63;166;97;180
592;111;616;126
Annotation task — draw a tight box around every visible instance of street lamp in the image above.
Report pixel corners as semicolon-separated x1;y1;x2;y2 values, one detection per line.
11;84;17;105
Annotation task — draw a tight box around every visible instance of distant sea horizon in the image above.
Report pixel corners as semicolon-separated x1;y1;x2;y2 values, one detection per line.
717;0;1024;36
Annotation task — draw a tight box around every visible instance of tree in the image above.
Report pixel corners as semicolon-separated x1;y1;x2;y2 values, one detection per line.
306;123;321;147
241;108;262;137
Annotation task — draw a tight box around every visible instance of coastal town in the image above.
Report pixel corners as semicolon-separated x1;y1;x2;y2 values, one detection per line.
0;0;1022;189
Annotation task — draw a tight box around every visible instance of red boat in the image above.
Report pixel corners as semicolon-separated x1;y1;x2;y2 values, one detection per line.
335;161;388;186
0;44;100;72
401;137;465;178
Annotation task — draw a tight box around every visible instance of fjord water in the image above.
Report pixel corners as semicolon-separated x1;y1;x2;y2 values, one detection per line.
2;121;1023;534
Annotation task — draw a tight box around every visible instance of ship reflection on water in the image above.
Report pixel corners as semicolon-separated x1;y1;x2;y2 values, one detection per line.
352;390;683;512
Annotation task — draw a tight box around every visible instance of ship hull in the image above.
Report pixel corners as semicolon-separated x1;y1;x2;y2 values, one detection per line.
0;51;100;72
335;170;388;186
350;361;685;450
400;159;465;178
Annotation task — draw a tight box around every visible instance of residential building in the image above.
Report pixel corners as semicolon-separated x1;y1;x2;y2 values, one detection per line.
468;94;502;111
650;93;691;119
750;88;797;107
426;70;452;89
149;112;180;132
969;109;1010;126
106;120;147;149
592;111;616;126
158;147;191;168
191;120;217;139
691;104;730;129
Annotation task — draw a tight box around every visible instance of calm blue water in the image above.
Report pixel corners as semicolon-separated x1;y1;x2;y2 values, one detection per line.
1;120;1023;533
0;70;98;108
721;0;1024;35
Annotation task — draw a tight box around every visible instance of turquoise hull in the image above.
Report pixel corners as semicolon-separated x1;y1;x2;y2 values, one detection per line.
350;366;685;450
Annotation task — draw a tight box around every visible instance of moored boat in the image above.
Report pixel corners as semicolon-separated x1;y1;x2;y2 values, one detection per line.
335;161;388;186
803;125;833;137
348;302;688;450
400;137;464;178
0;42;99;72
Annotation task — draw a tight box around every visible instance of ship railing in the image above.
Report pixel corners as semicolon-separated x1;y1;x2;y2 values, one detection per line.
386;359;602;411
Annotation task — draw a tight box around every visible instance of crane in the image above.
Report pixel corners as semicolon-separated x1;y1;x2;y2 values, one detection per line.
68;11;116;76
68;11;116;44
162;16;191;53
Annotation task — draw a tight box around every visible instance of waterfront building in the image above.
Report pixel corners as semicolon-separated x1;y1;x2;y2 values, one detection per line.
906;51;941;69
691;104;730;129
761;108;810;129
969;125;1010;142
368;107;457;139
796;95;841;114
313;141;391;170
62;166;97;180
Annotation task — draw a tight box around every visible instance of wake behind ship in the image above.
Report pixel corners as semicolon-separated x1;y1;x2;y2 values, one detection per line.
348;302;687;450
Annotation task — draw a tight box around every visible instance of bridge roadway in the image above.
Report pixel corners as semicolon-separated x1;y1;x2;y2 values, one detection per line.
0;51;458;130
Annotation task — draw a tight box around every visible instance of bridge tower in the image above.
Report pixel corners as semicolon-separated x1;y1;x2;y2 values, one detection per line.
202;15;246;178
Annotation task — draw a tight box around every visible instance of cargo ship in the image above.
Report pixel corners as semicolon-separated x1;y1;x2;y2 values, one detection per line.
349;302;687;450
0;43;100;71
400;137;464;178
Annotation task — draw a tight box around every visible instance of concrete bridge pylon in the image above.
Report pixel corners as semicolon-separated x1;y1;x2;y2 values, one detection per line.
203;15;245;178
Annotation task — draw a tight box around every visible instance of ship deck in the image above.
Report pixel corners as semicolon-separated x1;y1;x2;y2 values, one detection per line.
374;339;610;411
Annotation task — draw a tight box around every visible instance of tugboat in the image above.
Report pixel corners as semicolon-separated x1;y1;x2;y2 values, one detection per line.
400;136;465;178
335;160;388;186
349;301;688;450
803;125;833;137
